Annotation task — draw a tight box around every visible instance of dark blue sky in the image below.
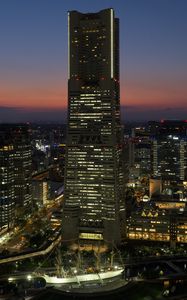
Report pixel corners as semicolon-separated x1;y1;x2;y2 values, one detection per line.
0;0;187;122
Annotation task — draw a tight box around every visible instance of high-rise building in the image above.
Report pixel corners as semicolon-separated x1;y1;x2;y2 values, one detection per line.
0;124;32;218
152;120;187;187
63;8;125;244
32;176;48;207
128;127;152;180
0;130;15;230
13;125;32;211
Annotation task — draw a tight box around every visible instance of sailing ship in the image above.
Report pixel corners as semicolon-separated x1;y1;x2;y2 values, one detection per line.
40;246;124;285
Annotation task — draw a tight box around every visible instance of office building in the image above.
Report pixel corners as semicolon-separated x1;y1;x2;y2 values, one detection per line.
13;124;32;211
127;204;187;247
0;124;32;217
152;120;187;187
63;8;125;244
128;127;152;182
32;174;48;208
0;130;15;230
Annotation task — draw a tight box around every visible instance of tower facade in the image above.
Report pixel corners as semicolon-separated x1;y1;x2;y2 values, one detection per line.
12;124;32;211
0;131;15;230
152;120;187;187
63;9;125;244
0;124;32;221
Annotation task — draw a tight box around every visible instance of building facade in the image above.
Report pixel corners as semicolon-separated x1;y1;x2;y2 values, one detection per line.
32;177;48;208
0;130;15;230
63;8;125;244
152;120;187;186
127;207;187;247
0;124;32;222
128;127;152;182
13;125;32;211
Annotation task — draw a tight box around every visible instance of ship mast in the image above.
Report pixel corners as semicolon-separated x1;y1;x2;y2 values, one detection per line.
55;247;65;277
94;243;101;271
110;249;115;269
76;242;82;272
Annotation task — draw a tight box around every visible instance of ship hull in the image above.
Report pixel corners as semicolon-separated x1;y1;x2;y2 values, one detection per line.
43;269;123;284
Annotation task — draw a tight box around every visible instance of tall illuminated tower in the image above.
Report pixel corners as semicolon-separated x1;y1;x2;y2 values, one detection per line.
0;124;32;229
63;8;125;244
0;131;15;230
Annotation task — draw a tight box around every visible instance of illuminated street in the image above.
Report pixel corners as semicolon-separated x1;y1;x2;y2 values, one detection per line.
0;195;63;255
0;0;187;299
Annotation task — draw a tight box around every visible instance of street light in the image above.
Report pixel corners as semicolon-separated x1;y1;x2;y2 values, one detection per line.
27;275;32;281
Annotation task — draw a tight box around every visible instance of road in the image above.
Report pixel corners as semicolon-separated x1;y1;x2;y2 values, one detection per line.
0;195;63;254
0;234;61;264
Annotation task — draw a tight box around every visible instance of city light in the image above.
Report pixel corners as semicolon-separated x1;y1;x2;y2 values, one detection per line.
0;2;187;299
27;275;32;281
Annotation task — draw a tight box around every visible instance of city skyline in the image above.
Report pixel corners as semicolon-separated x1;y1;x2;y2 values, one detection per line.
1;2;187;295
0;0;187;122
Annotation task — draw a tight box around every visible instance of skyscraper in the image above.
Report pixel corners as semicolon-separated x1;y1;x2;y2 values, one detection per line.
0;124;32;221
0;130;15;230
12;124;32;211
152;120;187;187
63;8;125;244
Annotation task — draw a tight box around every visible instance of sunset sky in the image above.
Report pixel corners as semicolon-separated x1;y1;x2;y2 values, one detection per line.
0;0;187;122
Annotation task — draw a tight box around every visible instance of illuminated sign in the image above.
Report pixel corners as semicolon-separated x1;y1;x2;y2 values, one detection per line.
79;232;103;240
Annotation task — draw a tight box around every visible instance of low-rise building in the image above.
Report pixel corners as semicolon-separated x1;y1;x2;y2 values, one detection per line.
127;201;187;247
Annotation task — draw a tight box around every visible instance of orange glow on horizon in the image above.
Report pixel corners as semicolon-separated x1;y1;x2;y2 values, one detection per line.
0;80;187;110
0;85;67;109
